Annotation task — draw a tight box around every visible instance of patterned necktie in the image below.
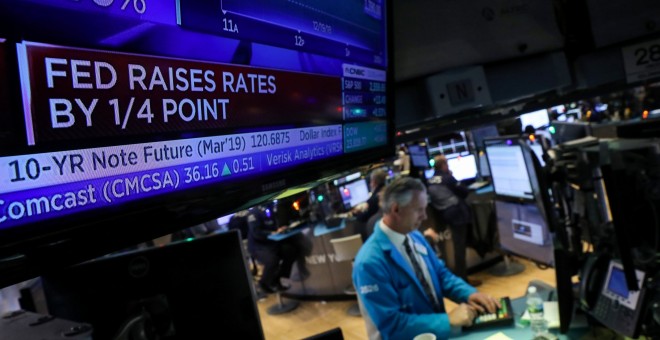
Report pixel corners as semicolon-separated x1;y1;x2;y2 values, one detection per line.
404;236;442;312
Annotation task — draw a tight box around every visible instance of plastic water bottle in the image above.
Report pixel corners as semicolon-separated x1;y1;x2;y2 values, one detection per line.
526;286;548;335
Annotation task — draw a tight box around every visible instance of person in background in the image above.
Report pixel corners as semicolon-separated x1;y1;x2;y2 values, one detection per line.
353;176;499;340
351;169;388;240
426;155;481;286
392;145;411;174
247;203;302;293
275;194;312;281
228;210;250;240
351;169;388;223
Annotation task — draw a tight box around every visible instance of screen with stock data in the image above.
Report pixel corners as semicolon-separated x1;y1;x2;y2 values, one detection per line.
485;142;534;200
0;0;392;285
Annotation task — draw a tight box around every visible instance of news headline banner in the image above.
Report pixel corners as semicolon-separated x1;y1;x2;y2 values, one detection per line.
17;41;343;145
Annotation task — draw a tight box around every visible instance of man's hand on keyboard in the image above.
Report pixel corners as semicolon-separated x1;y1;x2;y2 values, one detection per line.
468;292;501;314
449;303;477;327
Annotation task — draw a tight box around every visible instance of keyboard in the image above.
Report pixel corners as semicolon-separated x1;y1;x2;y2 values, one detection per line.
467;181;490;190
463;297;514;331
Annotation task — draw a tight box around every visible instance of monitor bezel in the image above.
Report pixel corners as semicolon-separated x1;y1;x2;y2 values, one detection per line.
484;137;536;203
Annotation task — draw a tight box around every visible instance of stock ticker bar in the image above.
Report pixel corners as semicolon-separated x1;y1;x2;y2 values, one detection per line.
0;125;343;228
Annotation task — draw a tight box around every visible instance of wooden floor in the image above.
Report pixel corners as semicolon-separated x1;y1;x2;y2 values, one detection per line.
256;256;557;340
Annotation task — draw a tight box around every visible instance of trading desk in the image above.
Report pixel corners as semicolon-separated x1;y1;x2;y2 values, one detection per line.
453;282;589;339
266;221;308;241
284;217;360;298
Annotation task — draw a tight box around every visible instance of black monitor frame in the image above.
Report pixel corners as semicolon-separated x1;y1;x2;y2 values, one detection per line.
337;177;371;210
407;143;431;168
551;121;592;145
41;229;264;340
470;124;499;151
494;200;555;267
484;137;538;203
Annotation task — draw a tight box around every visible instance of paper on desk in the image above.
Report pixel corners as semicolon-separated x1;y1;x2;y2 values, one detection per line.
483;332;513;340
520;301;560;329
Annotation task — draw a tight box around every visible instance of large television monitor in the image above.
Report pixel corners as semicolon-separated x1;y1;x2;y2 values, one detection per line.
446;154;478;182
407;144;430;168
484;138;535;201
41;229;264;340
0;1;393;286
495;201;554;266
338;178;370;210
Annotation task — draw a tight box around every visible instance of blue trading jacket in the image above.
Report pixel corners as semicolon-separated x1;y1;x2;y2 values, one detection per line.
353;222;477;340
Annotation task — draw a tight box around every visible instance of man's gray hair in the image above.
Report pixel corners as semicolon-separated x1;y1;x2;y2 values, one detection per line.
380;176;426;212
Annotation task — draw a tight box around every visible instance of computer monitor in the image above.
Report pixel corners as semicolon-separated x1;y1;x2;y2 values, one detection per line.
338;178;370;210
446;154;478;182
0;0;394;287
41;230;264;340
484;139;535;201
551;121;591;144
478;152;490;178
520;109;550;131
408;144;430;168
471;125;500;151
495;201;554;266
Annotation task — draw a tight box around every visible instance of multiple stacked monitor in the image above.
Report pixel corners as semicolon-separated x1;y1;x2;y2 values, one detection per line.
407;117;555;267
409;109;572;327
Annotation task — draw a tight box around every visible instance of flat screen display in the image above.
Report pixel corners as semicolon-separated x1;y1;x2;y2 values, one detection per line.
519;109;550;131
408;144;430;168
339;178;370;209
471;125;499;150
552;121;590;144
447;154;478;181
42;230;264;340
485;141;534;200
601;261;645;311
495;201;554;266
478;152;490;178
0;0;392;286
607;266;629;298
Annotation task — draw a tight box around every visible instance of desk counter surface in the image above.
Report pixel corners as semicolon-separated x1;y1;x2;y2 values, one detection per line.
452;293;588;339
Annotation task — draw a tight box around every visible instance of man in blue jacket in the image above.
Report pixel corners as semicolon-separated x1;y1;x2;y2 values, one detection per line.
353;176;499;340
